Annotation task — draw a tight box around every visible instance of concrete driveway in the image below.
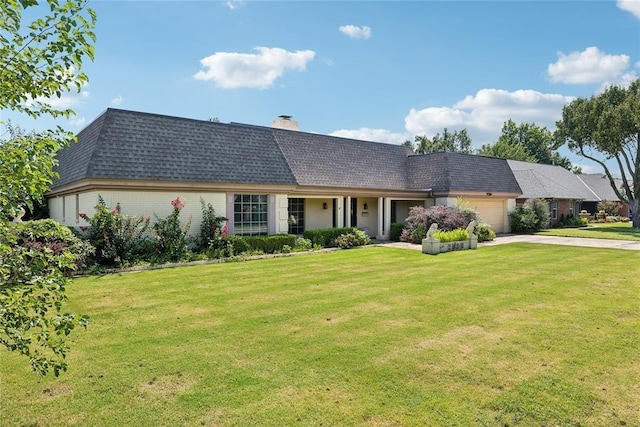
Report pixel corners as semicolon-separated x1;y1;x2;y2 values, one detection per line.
481;234;640;250
380;234;640;251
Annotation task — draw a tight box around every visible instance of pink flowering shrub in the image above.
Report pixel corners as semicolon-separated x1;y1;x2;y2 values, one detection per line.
400;205;469;243
152;197;192;262
79;196;150;265
195;198;228;252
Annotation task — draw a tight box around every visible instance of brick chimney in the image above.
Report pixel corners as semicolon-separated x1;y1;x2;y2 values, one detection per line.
271;115;299;131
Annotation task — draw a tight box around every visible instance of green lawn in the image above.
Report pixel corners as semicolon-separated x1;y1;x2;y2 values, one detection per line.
537;221;640;241
2;245;639;426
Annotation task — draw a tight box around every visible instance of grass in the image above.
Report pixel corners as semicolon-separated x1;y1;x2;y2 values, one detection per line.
2;245;639;426
537;221;640;241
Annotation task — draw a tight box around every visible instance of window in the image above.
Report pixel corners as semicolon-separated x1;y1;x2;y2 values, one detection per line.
551;200;558;220
568;200;574;216
288;198;305;235
234;194;268;236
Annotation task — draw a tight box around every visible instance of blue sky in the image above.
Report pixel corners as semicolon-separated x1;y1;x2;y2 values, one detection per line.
4;0;640;173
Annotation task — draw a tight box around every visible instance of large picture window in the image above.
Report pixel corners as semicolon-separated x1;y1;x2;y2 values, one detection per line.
234;194;268;236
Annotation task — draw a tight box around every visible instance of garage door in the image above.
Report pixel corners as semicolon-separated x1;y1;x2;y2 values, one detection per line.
466;199;506;233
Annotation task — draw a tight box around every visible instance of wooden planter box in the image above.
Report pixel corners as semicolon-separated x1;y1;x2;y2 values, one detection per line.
422;236;478;255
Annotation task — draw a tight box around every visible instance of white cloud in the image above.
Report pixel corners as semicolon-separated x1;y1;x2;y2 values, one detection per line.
405;88;574;145
27;85;90;109
194;47;315;89
330;128;410;145
69;116;86;126
111;95;123;105
598;71;639;93
636;61;640;69
547;46;630;84
617;0;640;19
339;25;372;40
226;1;240;10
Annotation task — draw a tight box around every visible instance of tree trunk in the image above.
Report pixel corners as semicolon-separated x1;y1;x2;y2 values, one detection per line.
632;198;640;229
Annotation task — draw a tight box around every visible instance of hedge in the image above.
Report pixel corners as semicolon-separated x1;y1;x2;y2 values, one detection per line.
303;227;358;247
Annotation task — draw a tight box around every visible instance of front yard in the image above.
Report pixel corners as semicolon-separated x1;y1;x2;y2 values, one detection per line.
537;221;640;241
2;245;638;426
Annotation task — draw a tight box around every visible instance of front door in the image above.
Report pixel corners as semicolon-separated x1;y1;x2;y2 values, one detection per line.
350;198;357;227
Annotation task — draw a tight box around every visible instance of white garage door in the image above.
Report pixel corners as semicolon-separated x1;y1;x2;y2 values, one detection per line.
466;199;506;233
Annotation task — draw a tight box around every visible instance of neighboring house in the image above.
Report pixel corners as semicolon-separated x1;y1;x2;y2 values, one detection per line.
48;108;522;237
577;174;631;218
507;160;596;226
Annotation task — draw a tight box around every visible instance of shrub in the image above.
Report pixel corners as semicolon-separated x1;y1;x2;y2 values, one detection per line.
474;223;496;242
389;222;405;242
434;228;469;242
226;235;250;254
152;197;192;263
526;198;550;229
281;245;292;254
597;201;621;217
241;234;296;254
295;237;313;251
79;196;150;265
196;198;228;252
509;199;550;232
335;233;361;249
303;227;358;247
0;220;93;376
400;205;469;243
335;230;370;249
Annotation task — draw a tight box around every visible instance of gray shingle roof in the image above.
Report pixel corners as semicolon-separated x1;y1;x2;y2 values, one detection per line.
578;174;625;202
53;109;297;188
273;129;412;189
507;160;595;200
52;109;523;196
407;152;522;194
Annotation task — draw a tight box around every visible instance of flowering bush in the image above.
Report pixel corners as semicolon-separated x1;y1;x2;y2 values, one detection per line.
400;205;469;243
335;229;371;249
152;197;192;262
79;196;150;265
196;198;228;252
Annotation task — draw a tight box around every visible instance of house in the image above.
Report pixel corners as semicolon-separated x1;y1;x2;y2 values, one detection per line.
506;160;596;226
48;108;522;237
577;173;631;218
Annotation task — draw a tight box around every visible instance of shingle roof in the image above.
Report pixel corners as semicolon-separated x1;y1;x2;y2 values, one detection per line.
507;160;595;200
53;109;298;188
578;174;625;202
273;129;411;189
52;108;522;196
407;152;522;194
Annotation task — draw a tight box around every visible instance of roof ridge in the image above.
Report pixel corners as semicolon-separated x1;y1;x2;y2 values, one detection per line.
270;130;300;186
84;109;110;179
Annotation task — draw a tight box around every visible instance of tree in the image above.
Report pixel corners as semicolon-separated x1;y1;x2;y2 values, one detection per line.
1;0;97;375
555;79;640;229
412;128;473;154
478;119;578;171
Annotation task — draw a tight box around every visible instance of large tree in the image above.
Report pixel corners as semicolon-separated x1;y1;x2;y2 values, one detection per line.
1;0;96;375
556;79;640;229
408;128;473;154
479;119;578;171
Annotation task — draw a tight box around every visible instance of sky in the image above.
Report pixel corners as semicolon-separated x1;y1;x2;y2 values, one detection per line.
3;0;640;174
